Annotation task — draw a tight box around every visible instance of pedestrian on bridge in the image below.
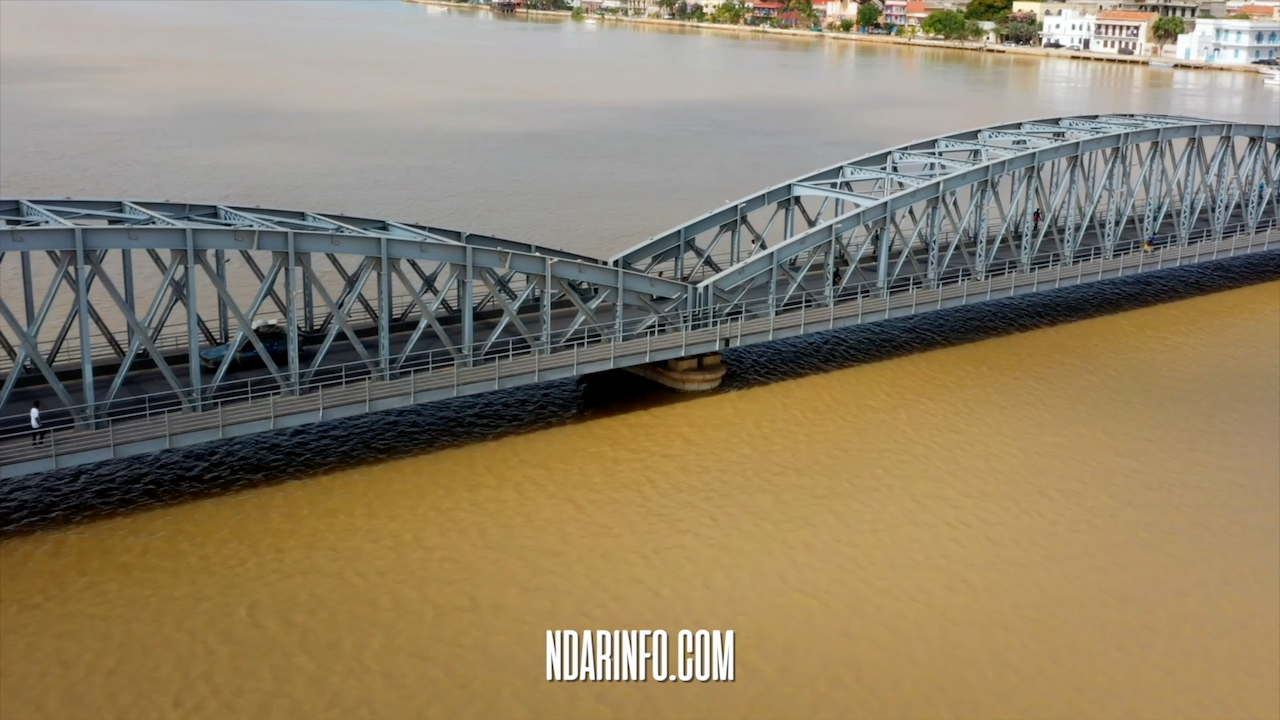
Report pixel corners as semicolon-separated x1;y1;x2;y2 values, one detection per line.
30;401;47;447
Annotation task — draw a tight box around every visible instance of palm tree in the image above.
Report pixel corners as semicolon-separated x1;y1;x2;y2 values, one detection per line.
785;0;820;28
1152;16;1185;56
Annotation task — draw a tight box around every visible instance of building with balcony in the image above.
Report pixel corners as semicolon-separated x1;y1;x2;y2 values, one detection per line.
1118;0;1224;17
1092;10;1157;54
884;0;908;24
750;0;784;19
824;0;858;19
1041;8;1097;47
1176;17;1280;62
1012;0;1122;16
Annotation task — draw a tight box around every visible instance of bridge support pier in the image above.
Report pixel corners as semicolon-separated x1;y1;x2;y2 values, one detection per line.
625;353;726;393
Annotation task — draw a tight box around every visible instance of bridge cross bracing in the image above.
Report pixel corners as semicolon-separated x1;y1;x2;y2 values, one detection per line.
1;114;1277;477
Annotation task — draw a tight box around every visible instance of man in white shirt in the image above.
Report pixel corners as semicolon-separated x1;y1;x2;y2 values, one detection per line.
30;400;47;446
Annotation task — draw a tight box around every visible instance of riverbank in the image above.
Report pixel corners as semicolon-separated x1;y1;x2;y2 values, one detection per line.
404;0;1267;75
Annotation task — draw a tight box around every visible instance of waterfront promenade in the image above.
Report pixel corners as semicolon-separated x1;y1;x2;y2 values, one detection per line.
403;0;1270;74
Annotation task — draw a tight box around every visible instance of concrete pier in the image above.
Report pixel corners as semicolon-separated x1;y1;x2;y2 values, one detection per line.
626;353;727;392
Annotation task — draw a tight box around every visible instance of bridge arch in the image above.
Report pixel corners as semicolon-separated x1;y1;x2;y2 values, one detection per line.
611;114;1278;316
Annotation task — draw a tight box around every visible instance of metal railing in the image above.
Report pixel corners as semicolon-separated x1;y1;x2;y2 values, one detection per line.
1;216;1275;466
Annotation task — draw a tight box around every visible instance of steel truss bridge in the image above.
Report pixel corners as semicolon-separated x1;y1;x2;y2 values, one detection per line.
2;114;1277;478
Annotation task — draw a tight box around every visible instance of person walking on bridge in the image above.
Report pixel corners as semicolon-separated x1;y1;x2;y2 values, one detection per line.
30;401;47;446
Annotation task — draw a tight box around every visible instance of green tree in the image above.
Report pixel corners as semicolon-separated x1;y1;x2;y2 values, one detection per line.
856;1;882;28
921;9;967;38
1152;15;1185;51
963;0;1011;21
903;24;919;40
839;17;856;31
712;0;749;23
785;0;820;27
1000;10;1040;44
657;0;679;16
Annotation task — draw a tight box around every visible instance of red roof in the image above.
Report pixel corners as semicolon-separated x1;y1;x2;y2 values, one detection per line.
1096;10;1158;22
753;1;783;8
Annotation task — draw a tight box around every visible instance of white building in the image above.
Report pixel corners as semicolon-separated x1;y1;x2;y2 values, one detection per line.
1092;10;1157;55
1041;8;1096;48
824;0;858;19
1176;19;1280;63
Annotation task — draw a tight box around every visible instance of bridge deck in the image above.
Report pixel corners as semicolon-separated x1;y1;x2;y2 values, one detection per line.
3;223;1276;478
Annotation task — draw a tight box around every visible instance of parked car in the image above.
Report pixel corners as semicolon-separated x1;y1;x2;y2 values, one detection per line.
1044;41;1063;49
1118;47;1134;55
1252;58;1279;66
1067;44;1082;51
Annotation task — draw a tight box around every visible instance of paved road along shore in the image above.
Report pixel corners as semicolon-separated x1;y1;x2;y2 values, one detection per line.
404;0;1268;75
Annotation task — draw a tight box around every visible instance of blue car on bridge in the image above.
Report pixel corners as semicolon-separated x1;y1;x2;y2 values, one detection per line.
199;319;294;370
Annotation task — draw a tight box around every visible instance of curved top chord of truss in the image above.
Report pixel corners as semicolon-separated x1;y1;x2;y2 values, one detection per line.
610;113;1279;301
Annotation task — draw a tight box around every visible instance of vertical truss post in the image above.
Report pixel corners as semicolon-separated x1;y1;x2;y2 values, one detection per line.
542;256;553;351
615;266;624;339
215;249;229;343
1020;167;1038;269
876;226;891;294
825;225;836;306
784;200;795;241
975;182;990;280
1103;145;1122;259
73;227;96;428
285;235;300;395
730;210;742;266
186;229;202;409
378;237;391;380
1179;139;1202;245
768;259;779;336
302;255;315;333
1064;158;1080;262
20;251;35;328
461;246;474;367
675;228;686;281
122;249;135;347
927;199;942;285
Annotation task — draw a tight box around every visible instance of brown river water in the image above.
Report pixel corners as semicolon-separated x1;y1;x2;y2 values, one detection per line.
1;1;1278;719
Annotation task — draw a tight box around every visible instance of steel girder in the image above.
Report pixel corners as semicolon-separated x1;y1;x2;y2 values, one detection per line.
0;201;690;422
2;115;1277;423
606;114;1278;316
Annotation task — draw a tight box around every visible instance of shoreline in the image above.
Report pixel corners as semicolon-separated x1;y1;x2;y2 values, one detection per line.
404;0;1267;75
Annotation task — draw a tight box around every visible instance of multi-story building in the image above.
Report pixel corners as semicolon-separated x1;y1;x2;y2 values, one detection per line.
1118;0;1224;18
904;0;930;25
1041;8;1096;47
1012;0;1121;16
884;0;908;24
823;0;858;19
1092;10;1157;53
1176;17;1280;62
750;0;783;19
